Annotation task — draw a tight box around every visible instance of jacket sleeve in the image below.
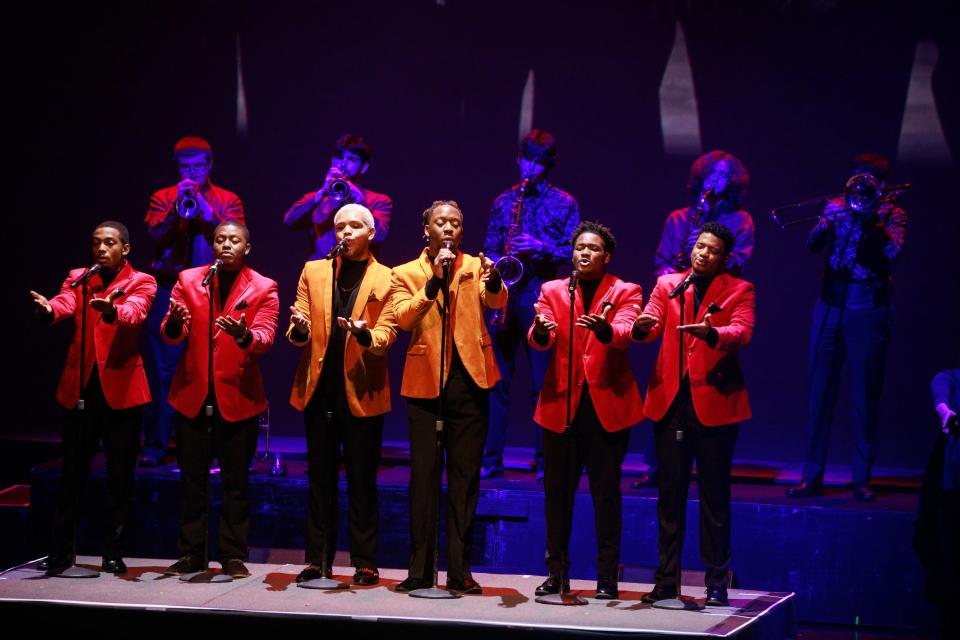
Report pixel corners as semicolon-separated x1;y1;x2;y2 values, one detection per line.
283;192;319;229
112;274;157;327
160;277;190;345
47;273;79;324
389;268;436;332
527;284;557;351
713;283;755;351
636;280;668;343
365;289;399;356
609;283;642;349
247;280;280;355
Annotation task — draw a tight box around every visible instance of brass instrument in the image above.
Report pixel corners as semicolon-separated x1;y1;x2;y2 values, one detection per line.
672;188;714;271
327;168;352;203
176;193;198;218
494;179;529;287
771;174;910;230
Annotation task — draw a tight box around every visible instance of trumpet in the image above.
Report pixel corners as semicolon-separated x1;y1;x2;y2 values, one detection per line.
771;174;910;230
176;193;198;218
326;168;353;203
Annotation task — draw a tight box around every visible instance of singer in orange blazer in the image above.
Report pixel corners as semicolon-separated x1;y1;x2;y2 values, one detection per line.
529;273;644;433
161;264;279;422
50;261;157;411
288;255;396;416
391;250;506;398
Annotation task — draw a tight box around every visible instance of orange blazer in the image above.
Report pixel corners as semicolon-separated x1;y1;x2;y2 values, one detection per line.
48;261;156;410
528;273;644;433
288;255;397;417
390;249;507;399
637;271;755;426
162;265;279;422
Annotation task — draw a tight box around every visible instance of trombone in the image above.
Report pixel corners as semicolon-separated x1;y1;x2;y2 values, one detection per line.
771;173;910;230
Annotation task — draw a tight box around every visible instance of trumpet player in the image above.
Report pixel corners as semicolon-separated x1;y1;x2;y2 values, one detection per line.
481;129;580;482
283;134;392;260
787;153;908;502
141;136;244;468
638;151;753;489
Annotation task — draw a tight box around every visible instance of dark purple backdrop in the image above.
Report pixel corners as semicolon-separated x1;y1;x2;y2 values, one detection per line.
11;1;959;472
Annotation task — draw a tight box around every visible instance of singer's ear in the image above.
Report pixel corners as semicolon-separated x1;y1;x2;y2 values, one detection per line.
121;243;131;257
243;242;252;256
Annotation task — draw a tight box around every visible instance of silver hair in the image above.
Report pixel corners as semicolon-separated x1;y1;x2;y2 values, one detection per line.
334;203;375;230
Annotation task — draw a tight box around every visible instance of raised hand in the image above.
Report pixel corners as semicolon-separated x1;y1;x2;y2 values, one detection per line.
337;316;368;334
678;312;713;340
216;312;248;339
289;305;309;334
532;303;557;336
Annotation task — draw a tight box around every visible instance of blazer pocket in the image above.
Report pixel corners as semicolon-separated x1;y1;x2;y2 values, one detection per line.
408;343;428;356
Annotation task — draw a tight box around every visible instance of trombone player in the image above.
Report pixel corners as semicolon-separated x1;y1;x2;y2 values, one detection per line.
480;130;580;481
786;153;908;502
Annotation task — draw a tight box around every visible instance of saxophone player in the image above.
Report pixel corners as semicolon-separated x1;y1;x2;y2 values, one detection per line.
480;130;580;482
638;151;753;489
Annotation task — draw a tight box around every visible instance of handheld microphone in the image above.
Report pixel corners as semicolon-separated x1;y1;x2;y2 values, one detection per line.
568;269;580;295
668;271;697;299
441;239;455;267
326;238;348;260
202;259;223;287
69;264;101;289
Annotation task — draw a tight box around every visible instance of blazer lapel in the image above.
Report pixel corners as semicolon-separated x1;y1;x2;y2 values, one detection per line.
224;266;254;314
350;256;378;321
697;273;728;322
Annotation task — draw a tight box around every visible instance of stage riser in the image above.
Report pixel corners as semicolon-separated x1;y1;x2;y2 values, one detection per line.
26;468;938;630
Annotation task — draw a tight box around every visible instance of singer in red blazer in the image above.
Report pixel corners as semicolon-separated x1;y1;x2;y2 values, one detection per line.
161;264;279;422
637;271;754;427
528;273;644;433
49;261;157;411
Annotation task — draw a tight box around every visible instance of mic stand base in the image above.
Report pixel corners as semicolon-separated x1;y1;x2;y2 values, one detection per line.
535;592;587;606
409;586;461;599
652;596;704;611
180;570;233;584
47;565;99;579
298;577;348;590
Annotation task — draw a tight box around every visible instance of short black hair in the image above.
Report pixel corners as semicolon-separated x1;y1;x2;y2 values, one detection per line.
698;222;734;256
850;153;890;182
519;129;559;170
214;220;250;242
572;220;616;255
334;133;372;164
421;200;462;226
95;220;130;244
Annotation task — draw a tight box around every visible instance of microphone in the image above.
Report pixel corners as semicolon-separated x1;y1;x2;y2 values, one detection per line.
325;238;348;260
568;269;580;295
668;271;697;299
202;259;223;287
441;239;455;267
69;264;101;289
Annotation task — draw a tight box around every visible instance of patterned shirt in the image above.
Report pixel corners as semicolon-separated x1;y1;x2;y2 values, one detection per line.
655;205;754;277
807;197;907;286
482;182;580;287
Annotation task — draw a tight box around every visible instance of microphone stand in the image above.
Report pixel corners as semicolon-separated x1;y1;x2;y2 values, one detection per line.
411;257;459;599
653;281;703;611
537;271;586;606
49;277;99;578
300;255;347;590
182;265;232;583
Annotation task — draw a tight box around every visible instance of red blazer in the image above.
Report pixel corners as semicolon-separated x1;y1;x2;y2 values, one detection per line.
528;273;644;433
637;271;755;427
48;261;156;410
162;265;279;422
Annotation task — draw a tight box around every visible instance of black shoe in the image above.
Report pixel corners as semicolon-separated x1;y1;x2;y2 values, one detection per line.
295;564;332;583
630;469;658;489
101;557;127;574
705;585;729;606
641;584;677;603
395;576;431;592
853;483;875;502
353;567;379;585
37;554;72;572
785;479;824;498
480;465;504;479
595;576;619;599
447;576;482;595
164;555;204;576
222;559;251;578
535;575;569;596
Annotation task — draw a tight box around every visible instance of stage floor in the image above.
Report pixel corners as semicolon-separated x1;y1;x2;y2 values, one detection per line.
0;557;795;638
